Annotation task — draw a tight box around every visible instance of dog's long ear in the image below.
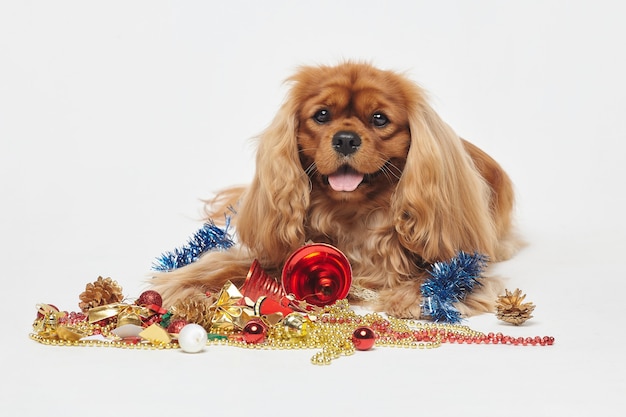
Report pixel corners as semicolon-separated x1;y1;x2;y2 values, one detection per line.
392;99;498;262
236;99;309;267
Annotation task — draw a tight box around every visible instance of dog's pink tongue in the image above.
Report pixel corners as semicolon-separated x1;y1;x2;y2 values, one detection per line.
328;171;364;192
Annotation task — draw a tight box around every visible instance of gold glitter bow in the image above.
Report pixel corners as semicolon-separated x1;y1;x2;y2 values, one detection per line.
209;281;254;332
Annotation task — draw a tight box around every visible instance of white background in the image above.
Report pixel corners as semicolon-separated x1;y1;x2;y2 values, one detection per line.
1;1;625;416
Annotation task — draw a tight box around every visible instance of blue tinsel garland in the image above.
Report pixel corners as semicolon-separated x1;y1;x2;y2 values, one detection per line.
420;251;488;323
152;220;234;272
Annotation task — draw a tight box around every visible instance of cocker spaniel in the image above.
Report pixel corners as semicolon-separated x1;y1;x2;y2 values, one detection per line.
151;62;521;319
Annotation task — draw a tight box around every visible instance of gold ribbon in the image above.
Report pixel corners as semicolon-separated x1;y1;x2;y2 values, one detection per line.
209;281;254;332
55;326;87;342
88;303;151;324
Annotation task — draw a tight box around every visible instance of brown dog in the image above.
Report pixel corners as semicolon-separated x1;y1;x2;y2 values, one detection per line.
151;62;521;318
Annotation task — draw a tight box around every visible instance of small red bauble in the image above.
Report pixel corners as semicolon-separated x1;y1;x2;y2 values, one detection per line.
242;319;268;344
136;290;163;307
167;319;188;334
352;326;376;351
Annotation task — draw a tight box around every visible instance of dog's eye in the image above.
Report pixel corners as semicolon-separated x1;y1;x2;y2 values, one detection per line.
313;109;331;124
371;112;389;127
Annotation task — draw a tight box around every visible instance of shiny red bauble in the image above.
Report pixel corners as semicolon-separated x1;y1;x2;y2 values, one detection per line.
167;319;188;335
282;244;352;307
136;290;163;307
352;326;376;351
242;319;268;344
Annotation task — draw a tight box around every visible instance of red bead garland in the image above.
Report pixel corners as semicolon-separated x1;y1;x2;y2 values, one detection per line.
317;314;554;349
437;331;554;346
57;311;87;326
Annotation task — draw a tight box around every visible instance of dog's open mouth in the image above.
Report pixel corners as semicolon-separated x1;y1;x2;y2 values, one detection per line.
327;165;365;192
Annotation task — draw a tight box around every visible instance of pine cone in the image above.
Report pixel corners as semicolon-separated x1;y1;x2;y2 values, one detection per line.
78;276;124;312
170;295;214;331
495;288;535;325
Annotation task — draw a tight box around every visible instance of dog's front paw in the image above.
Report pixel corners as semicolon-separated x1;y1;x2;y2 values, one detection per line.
376;283;424;319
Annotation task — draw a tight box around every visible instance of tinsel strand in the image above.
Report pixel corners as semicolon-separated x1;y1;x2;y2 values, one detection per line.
420;251;488;323
152;219;234;271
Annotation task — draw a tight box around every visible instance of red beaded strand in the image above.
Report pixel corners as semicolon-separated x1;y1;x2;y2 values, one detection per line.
318;313;554;348
439;331;554;346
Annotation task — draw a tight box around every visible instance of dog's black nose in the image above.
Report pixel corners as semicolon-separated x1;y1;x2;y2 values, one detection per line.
332;131;361;156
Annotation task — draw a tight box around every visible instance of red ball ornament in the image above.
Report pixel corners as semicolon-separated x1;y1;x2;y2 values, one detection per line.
352;326;376;351
282;244;352;307
242;319;267;344
136;290;163;307
167;319;188;334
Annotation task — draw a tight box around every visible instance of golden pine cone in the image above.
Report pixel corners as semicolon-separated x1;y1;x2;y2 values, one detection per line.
170;295;214;331
78;276;124;312
495;288;536;325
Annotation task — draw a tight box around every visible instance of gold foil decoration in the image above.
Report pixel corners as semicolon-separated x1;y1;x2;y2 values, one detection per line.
56;326;86;342
116;311;142;327
111;309;144;338
282;313;313;340
209;281;254;332
139;323;171;345
261;313;285;326
32;306;86;342
33;306;65;335
87;303;150;324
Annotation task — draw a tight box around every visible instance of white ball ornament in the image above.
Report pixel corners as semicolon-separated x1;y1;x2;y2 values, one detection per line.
177;323;207;353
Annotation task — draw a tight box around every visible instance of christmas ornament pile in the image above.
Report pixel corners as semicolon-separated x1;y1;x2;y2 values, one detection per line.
31;222;553;364
30;244;554;365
